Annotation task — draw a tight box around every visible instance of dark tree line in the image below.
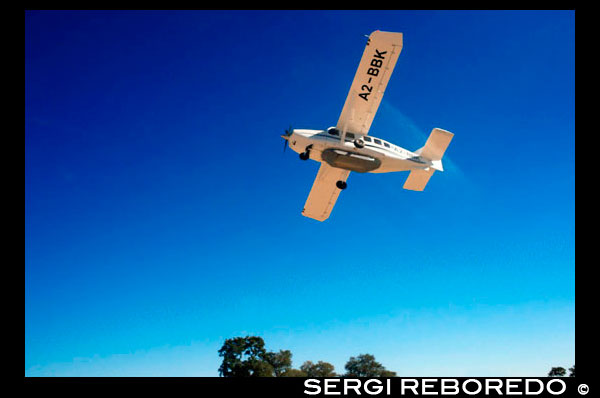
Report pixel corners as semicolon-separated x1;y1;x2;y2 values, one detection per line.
219;336;573;377
218;336;396;377
548;365;575;377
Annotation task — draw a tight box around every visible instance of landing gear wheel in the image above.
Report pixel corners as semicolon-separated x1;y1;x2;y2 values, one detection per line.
299;144;313;160
354;139;365;149
336;180;347;190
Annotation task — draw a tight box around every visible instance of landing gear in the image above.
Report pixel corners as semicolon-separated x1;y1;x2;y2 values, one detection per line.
299;144;313;161
354;138;365;149
336;180;347;190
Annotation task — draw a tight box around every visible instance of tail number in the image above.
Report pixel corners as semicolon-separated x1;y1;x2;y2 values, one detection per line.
358;49;387;102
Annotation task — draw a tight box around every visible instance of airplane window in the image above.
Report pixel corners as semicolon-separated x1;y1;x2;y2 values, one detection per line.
374;139;382;145
384;142;390;148
364;136;371;142
346;132;355;139
328;128;339;136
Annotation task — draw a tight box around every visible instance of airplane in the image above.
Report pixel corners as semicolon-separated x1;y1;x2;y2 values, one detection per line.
282;30;454;222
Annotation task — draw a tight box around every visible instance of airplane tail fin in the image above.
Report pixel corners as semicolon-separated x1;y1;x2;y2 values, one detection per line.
403;128;454;191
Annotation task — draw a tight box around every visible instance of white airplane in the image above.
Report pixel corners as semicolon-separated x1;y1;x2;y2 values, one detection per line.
282;30;454;222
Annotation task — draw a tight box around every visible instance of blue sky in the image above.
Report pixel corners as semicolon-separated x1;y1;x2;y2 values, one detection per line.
25;10;574;376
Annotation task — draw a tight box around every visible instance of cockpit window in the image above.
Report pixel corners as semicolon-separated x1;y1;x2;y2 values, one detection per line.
328;128;339;136
346;132;355;139
363;136;372;142
374;139;382;145
383;142;390;148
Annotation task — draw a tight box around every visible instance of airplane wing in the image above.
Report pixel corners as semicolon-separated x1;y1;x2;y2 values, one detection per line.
302;163;350;222
336;30;403;137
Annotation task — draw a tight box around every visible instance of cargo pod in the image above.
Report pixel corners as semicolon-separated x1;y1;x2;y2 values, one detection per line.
321;148;381;173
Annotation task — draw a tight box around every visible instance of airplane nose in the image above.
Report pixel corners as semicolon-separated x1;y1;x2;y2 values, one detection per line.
282;126;294;152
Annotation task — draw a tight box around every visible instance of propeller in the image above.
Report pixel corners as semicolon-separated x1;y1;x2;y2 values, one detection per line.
281;125;293;152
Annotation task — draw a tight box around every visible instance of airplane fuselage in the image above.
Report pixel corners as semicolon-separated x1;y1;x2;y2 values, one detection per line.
288;127;431;174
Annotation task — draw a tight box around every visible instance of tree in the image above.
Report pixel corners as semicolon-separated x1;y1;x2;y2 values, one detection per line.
548;367;567;377
300;360;337;377
218;336;274;377
568;365;575;377
344;354;397;377
218;337;400;378
281;368;308;377
264;350;293;377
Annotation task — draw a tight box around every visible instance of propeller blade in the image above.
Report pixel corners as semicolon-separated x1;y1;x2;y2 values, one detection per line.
282;125;293;152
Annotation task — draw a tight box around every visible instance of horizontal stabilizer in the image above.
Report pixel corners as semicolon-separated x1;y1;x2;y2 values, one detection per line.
403;168;435;191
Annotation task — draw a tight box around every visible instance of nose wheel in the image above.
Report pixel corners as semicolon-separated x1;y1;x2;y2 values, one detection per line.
336;180;347;190
299;144;313;161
